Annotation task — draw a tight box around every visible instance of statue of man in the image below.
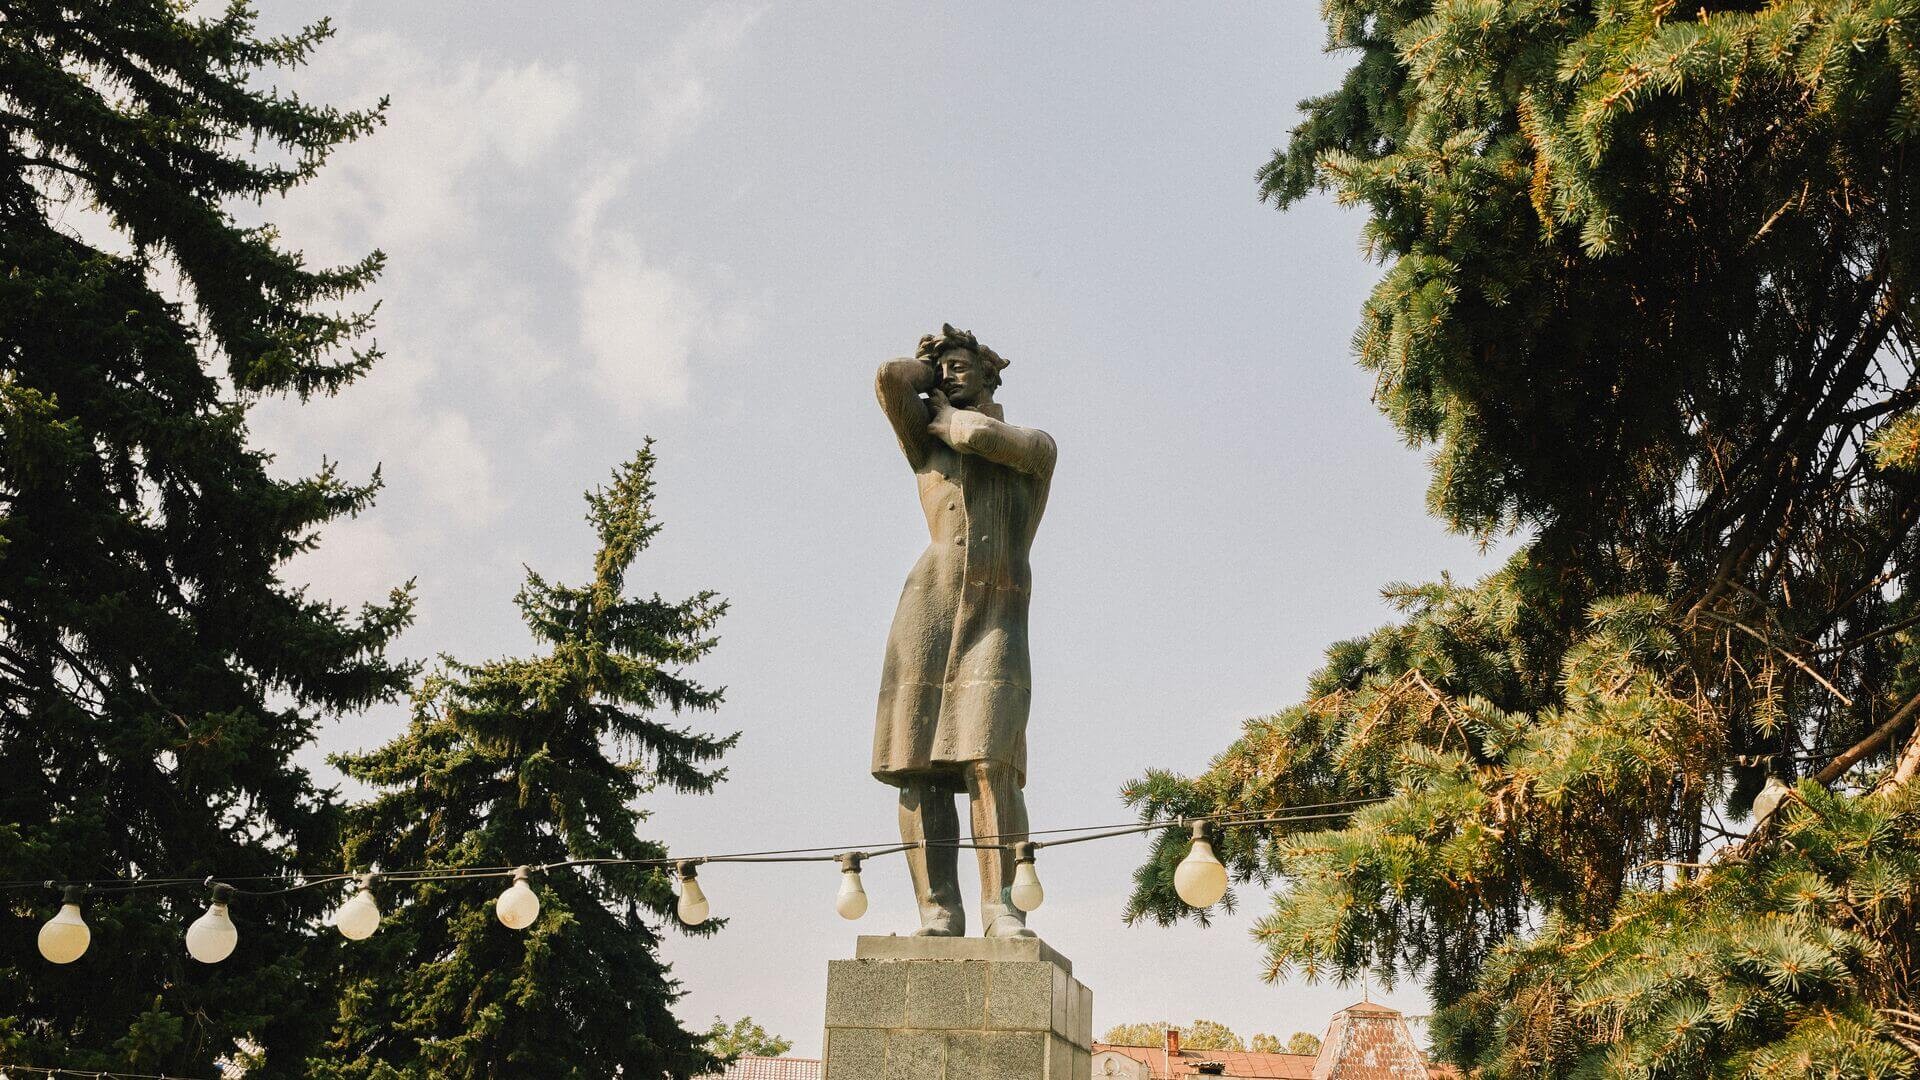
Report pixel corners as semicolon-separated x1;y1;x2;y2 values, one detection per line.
873;324;1056;938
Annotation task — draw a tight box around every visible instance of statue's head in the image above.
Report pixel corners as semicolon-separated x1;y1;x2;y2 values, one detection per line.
916;323;1009;409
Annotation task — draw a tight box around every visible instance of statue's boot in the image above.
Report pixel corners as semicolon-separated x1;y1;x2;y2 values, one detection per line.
967;762;1036;939
983;901;1037;939
901;779;965;936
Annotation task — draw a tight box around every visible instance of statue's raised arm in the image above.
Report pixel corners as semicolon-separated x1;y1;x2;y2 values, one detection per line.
874;355;940;471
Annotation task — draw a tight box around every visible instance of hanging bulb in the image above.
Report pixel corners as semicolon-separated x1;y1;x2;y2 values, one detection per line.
1752;776;1794;829
1173;820;1230;908
834;853;868;920
37;885;91;964
333;875;382;941
496;866;540;930
186;883;238;964
1009;842;1044;912
676;861;710;926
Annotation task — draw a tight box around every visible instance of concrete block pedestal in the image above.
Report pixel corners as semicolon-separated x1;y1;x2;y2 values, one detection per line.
823;935;1092;1079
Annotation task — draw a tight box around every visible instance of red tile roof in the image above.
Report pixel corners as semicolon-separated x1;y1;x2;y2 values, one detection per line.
712;1055;823;1080
1094;1002;1458;1080
1097;1044;1319;1078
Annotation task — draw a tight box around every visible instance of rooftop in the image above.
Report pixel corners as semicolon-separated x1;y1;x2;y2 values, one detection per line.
711;1055;823;1080
1096;1044;1319;1078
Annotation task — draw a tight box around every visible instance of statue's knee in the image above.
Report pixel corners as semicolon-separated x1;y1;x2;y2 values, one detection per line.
965;761;1013;792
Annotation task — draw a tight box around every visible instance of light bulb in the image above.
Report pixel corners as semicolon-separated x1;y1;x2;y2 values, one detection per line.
834;855;868;920
496;866;540;930
186;884;238;964
677;862;710;926
1009;842;1044;912
38;886;91;964
1752;776;1794;828
1173;821;1229;908
333;877;381;941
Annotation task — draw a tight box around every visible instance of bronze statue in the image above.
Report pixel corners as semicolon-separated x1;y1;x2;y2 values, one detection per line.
873;324;1056;938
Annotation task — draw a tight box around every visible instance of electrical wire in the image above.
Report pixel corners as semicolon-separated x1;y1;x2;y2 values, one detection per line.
1;797;1390;896
0;1066;211;1079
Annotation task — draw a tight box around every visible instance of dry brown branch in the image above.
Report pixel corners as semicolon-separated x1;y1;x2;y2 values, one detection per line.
1815;691;1920;786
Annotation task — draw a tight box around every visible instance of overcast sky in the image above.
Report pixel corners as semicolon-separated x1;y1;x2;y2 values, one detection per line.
249;2;1500;1055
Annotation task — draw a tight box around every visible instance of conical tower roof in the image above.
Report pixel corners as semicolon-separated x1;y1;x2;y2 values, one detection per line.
1311;1001;1428;1080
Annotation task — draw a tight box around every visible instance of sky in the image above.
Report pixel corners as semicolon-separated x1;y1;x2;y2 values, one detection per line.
247;1;1503;1056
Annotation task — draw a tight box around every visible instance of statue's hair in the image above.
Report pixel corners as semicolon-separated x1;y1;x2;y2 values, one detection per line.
916;323;1009;387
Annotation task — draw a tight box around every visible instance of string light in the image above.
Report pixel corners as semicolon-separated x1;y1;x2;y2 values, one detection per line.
495;867;540;930
1008;841;1044;912
37;885;91;964
1173;820;1229;909
833;853;868;920
332;875;382;941
9;798;1390;966
184;883;237;964
0;1066;211;1079
675;861;710;926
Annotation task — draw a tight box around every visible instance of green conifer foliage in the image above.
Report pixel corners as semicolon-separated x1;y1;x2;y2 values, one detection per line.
0;2;408;1074
319;446;734;1080
1131;2;1920;1075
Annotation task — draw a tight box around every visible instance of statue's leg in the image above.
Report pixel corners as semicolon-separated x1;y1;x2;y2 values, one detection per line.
899;777;964;936
966;762;1036;939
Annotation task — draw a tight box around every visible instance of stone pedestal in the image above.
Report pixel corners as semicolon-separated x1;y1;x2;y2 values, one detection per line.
823;935;1092;1080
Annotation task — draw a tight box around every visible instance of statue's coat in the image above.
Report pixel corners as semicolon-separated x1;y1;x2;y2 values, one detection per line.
872;359;1055;791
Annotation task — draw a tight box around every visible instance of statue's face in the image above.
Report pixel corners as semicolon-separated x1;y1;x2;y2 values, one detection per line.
939;349;992;407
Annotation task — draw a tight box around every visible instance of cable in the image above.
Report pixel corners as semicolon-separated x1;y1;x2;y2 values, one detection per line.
0;1066;212;1079
0;797;1391;894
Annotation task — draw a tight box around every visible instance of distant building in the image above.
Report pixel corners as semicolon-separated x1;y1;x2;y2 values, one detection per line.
1093;1002;1453;1080
713;1055;824;1080
712;1000;1452;1079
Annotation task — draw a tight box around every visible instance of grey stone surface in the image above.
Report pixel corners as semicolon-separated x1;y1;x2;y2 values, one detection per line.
884;1031;945;1080
986;961;1054;1030
855;933;1071;973
904;960;988;1030
824;937;1091;1079
825;959;907;1028
1047;1034;1073;1079
826;1027;887;1077
1050;964;1070;1038
979;1031;1045;1077
943;1031;989;1079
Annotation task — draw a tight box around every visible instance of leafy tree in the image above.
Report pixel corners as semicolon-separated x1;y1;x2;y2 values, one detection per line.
1100;1021;1166;1047
1129;1;1920;1076
1100;1019;1244;1051
704;1016;794;1060
316;446;733;1079
1259;1022;1320;1053
0;2;408;1074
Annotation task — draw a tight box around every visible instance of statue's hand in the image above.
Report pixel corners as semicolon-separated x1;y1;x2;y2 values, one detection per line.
925;389;958;446
907;356;941;393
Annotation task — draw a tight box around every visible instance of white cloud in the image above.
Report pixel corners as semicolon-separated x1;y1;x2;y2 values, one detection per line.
253;7;765;605
282;33;584;256
634;6;765;157
577;237;701;409
556;7;764;416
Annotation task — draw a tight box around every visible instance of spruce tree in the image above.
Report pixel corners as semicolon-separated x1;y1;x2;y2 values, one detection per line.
0;2;407;1075
319;446;733;1079
1130;2;1920;1075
